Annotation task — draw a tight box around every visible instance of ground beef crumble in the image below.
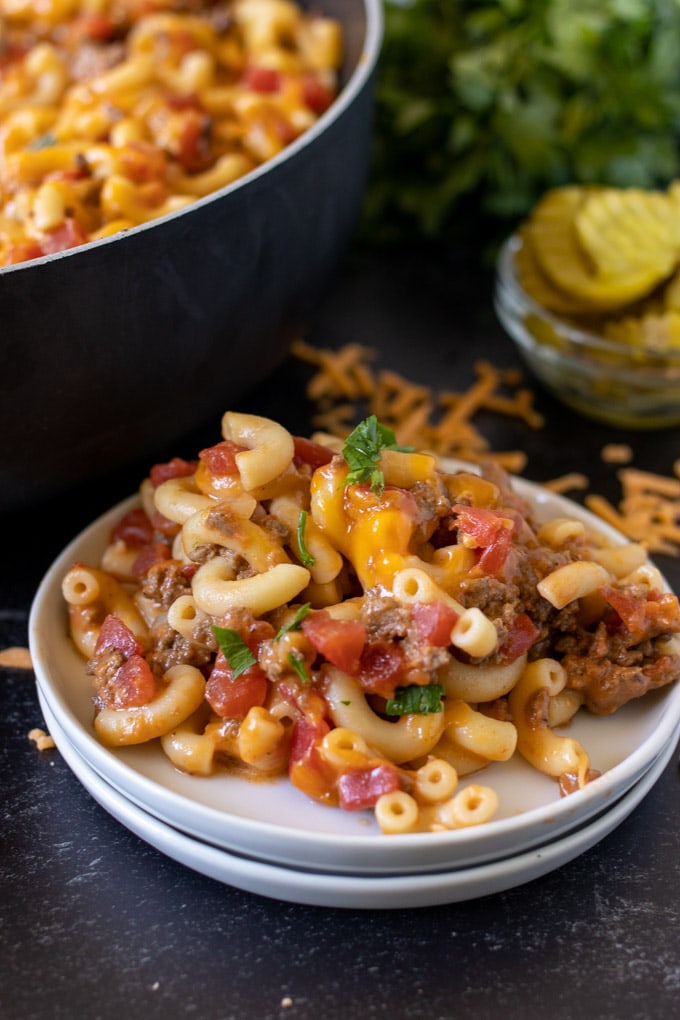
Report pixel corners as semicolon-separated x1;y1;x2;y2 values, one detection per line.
146;620;216;676
141;560;192;608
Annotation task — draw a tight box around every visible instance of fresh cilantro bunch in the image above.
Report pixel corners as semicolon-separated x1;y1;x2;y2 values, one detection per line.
362;0;680;247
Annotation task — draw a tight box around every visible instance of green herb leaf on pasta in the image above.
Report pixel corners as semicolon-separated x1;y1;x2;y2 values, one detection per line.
296;510;316;567
342;414;413;496
275;603;311;640
385;683;445;716
287;651;309;683
212;626;256;679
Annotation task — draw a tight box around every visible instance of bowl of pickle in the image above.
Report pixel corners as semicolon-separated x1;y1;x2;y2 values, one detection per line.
494;183;680;429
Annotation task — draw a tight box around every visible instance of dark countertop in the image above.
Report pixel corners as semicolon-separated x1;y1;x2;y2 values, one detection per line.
2;241;680;1020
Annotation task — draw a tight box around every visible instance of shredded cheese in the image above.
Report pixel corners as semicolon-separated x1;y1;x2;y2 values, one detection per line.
293;338;680;556
0;646;33;669
292;340;543;472
28;728;55;751
586;467;680;556
543;473;590;495
601;443;634;465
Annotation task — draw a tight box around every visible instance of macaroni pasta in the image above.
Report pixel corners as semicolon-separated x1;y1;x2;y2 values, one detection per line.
61;410;680;834
0;0;342;266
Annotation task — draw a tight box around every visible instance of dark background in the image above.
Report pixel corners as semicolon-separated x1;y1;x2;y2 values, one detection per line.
2;240;680;1020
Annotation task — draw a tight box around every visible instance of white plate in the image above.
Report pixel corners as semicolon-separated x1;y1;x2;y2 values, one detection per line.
37;687;678;908
29;471;680;876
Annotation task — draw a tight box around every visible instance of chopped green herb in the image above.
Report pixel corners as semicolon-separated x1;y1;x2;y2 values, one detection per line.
212;625;256;679
385;683;445;716
296;510;316;567
363;0;680;249
287;651;309;683
341;414;413;496
29;132;56;150
275;602;311;640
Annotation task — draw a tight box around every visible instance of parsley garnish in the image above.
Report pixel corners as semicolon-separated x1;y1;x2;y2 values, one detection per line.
366;1;680;247
296;510;315;567
212;625;256;679
275;603;311;640
385;683;444;716
287;651;309;683
342;414;413;496
30;132;56;150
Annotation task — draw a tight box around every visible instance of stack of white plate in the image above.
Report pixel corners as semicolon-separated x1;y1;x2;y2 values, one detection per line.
29;481;680;910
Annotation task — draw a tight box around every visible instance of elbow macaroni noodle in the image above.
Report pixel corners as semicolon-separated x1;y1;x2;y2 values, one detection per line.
0;0;343;266
61;409;680;835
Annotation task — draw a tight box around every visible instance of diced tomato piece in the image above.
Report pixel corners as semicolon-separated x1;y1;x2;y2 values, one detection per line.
241;617;277;655
149;509;181;538
411;601;459;646
163;28;200;59
302;74;335;114
68;12;118;42
602;586;643;634
243;66;281;92
181;563;199;582
288;714;333;802
149;457;196;488
40;218;87;255
357;640;406;699
337;763;402;811
288;714;328;765
293;435;334;470
499;613;540;664
110;507;155;548
5;240;43;265
301;610;367;674
602;586;680;642
174;111;213;173
452;504;515;576
166;94;203;112
92;618;157;709
205;615;275;718
46;164;90;183
131;543;172;578
205;650;268;719
94;614;144;659
108;653;157;708
198;440;248;477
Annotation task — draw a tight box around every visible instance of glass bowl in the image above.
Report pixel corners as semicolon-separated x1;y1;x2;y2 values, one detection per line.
494;235;680;429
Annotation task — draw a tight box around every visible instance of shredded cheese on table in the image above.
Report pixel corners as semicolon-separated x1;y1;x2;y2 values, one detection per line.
292;339;543;473
292;338;680;557
585;467;680;556
0;646;33;669
28;728;55;751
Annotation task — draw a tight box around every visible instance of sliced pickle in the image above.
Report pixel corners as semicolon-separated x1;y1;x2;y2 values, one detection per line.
514;227;591;316
575;187;680;279
603;310;680;352
525;186;674;312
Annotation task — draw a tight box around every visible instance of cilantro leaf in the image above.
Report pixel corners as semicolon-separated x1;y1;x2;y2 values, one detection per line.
385;683;445;716
287;651;309;683
212;626;256;679
341;414;413;496
275;603;311;640
363;0;680;248
29;132;56;150
296;510;315;567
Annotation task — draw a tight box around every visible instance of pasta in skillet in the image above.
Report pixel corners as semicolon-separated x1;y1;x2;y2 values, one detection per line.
0;0;342;266
61;410;680;834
